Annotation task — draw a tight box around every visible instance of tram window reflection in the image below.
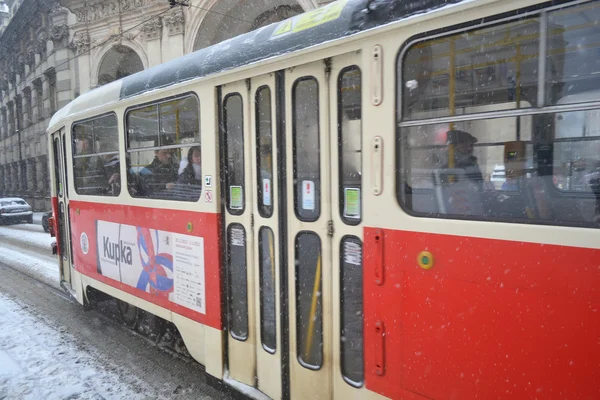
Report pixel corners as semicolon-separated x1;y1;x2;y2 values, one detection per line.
398;110;600;227
126;94;201;202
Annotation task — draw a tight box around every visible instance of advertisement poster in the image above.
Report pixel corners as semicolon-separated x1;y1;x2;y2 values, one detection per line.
96;221;206;314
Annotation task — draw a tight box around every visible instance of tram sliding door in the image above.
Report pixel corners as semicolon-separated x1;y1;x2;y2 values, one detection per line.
50;130;74;291
249;74;283;399
285;60;333;399
221;75;284;398
221;81;257;388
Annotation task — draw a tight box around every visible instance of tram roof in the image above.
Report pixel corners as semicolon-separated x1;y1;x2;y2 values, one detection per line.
50;0;464;129
121;0;463;98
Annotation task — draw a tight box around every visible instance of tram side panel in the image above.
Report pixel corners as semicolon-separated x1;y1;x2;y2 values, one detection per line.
363;228;600;399
68;201;224;363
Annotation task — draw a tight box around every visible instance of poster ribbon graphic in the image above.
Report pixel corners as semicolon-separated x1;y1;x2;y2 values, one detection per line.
136;227;174;297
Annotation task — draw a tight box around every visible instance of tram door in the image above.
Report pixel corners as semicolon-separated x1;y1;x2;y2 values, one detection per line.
50;130;74;291
222;54;362;399
221;74;285;399
284;60;333;399
221;80;258;389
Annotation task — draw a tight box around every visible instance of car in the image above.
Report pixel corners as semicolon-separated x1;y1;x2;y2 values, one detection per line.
42;211;52;233
0;197;33;225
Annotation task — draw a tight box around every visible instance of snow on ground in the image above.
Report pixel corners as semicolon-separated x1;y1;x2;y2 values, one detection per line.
0;246;59;289
0;223;54;251
0;293;150;400
0;223;59;289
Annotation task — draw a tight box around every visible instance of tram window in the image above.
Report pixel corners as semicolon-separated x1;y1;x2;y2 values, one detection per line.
256;86;274;218
72;114;120;197
227;224;249;341
295;232;323;369
402;18;539;120
126;95;201;202
224;93;245;214
293;77;320;222
398;111;600;227
546;3;600;105
259;227;277;353
338;67;362;224
340;236;364;386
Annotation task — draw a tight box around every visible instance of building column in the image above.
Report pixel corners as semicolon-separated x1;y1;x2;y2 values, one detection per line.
23;87;32;128
163;8;185;62
50;9;73;111
73;32;91;95
32;78;43;122
27;158;36;193
142;18;163;67
0;106;5;139
6;100;14;137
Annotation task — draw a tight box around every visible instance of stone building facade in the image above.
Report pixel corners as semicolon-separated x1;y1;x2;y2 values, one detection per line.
0;0;332;210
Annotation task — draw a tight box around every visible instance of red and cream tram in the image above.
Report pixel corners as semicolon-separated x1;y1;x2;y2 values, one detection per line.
47;0;600;398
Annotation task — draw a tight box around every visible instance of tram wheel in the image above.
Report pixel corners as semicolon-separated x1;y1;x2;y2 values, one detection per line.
116;299;139;329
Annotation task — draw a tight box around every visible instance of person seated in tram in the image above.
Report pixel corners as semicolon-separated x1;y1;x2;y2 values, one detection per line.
73;137;107;195
431;129;490;216
445;129;484;190
97;141;121;195
139;139;179;197
175;146;203;200
177;146;202;186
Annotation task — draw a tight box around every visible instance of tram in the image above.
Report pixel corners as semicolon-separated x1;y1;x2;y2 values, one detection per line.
47;0;600;398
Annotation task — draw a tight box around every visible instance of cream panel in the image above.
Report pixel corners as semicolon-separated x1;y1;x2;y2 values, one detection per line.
203;325;225;379
358;1;599;250
172;313;207;366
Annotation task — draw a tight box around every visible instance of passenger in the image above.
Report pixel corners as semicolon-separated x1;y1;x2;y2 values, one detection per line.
174;146;203;201
178;146;202;186
97;142;120;192
446;129;484;189
139;143;179;197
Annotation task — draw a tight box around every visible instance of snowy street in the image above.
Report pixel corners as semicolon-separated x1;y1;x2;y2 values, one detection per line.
0;219;231;400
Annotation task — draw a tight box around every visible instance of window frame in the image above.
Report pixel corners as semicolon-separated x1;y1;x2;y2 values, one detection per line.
71;112;120;197
223;92;246;215
255;85;274;219
125;92;201;151
124;92;201;202
292;76;321;223
337;65;363;226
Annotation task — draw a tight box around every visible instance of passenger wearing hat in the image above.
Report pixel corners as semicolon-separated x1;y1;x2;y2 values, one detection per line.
139;138;179;196
446;129;484;189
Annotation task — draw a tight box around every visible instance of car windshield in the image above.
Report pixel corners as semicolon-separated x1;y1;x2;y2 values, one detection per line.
1;200;26;206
